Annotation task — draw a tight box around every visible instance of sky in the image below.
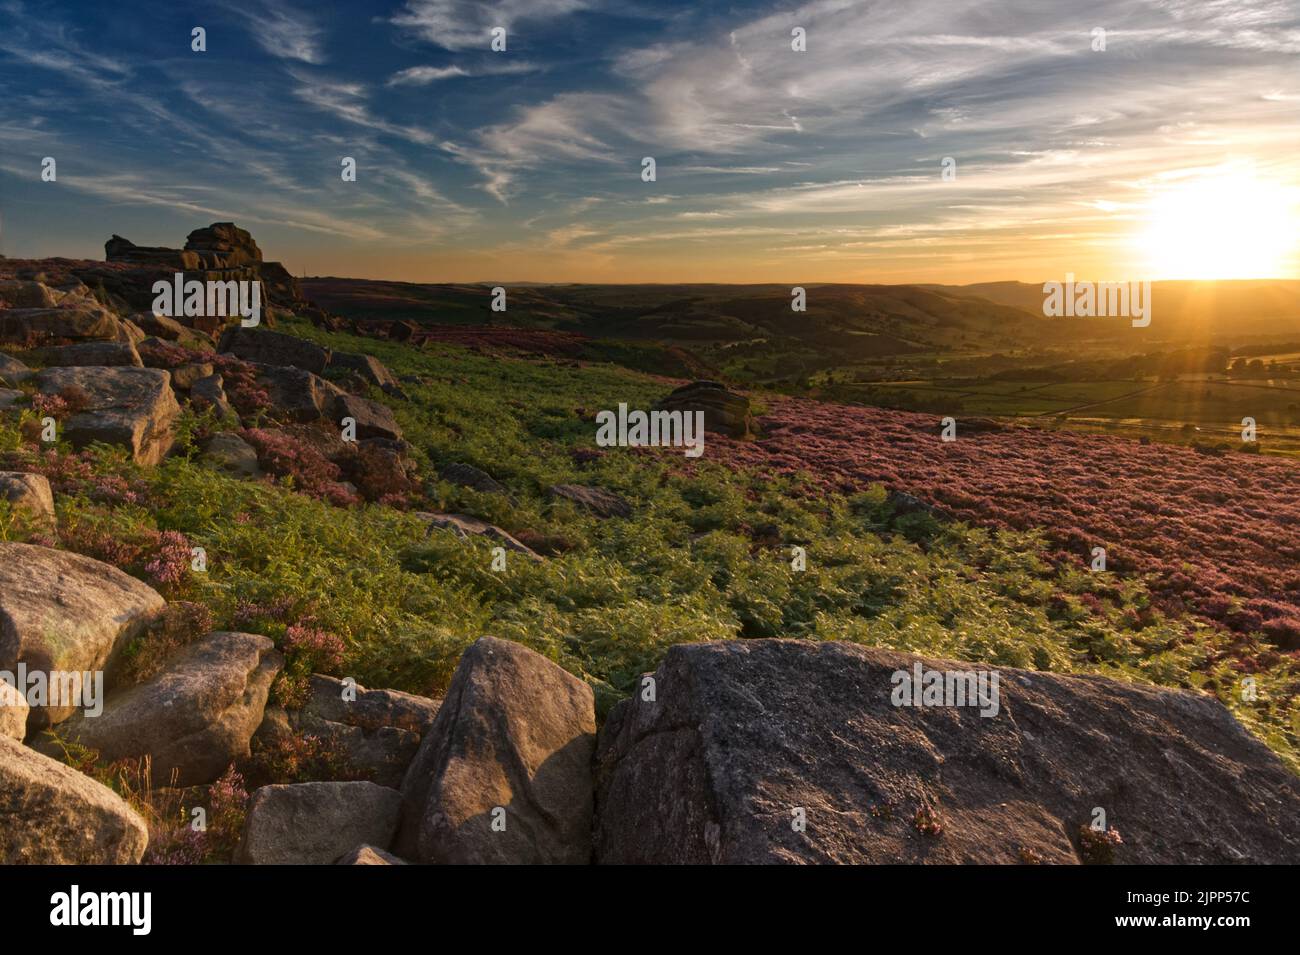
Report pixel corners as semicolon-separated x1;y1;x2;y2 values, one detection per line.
0;0;1297;284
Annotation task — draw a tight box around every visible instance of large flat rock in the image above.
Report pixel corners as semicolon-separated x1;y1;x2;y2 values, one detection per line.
0;735;148;863
0;542;166;728
397;637;596;864
35;366;181;465
48;632;283;787
594;640;1300;864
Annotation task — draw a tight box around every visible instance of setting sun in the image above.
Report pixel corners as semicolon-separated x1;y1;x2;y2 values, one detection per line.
1136;166;1298;280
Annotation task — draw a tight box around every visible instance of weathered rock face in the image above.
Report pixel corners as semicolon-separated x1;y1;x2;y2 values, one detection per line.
35;366;181;465
0;389;22;410
47;632;283;788
169;361;214;391
235;781;402;865
0;303;123;346
219;327;330;375
0;472;56;530
33;340;143;368
0;735;148;863
333;393;402;441
185;223;263;268
594;640;1300;865
0;542;166;728
0;680;29;740
254;365;346;424
440;462;508;496
655;380;753;438
0;352;30;387
257;675;440;789
398;637;597;864
105;235;201;270
548;483;632;519
416;512;542;562
0;279;58;309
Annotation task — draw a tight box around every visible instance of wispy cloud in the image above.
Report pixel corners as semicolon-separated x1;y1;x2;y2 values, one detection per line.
390;0;598;51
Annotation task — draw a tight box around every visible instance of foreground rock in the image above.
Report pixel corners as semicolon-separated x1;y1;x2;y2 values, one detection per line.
0;735;148;863
47;632;283;788
655;380;753;438
35;366;181;465
256;675;440;788
398;637;596;864
0;543;165;728
0;471;56;529
594;640;1300;864
235;781;402;864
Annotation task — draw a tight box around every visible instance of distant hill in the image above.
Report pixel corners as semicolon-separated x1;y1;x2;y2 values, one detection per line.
925;279;1300;339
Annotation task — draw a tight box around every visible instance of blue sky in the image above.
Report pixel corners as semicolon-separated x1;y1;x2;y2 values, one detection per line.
1;0;1297;282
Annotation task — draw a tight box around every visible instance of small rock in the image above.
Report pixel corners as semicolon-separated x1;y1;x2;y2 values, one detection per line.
235;781;402;865
0;472;56;529
336;844;407;865
416;512;543;562
333;393;402;441
0;680;29;740
0;389;22;410
330;352;398;391
202;431;262;477
254;365;345;424
170;362;215;391
0;352;31;387
548;483;632;519
440;462;508;495
0;279;57;309
190;373;234;420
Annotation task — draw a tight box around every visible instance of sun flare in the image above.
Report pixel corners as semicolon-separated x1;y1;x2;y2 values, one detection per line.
1136;166;1298;280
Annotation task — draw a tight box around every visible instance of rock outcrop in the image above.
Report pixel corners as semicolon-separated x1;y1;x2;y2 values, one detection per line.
655;380;753;438
235;781;402;865
0;542;166;729
0;303;124;346
34;366;181;465
0;735;148;864
594;640;1300;864
46;632;283;788
397;637;597;864
219;327;330;375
